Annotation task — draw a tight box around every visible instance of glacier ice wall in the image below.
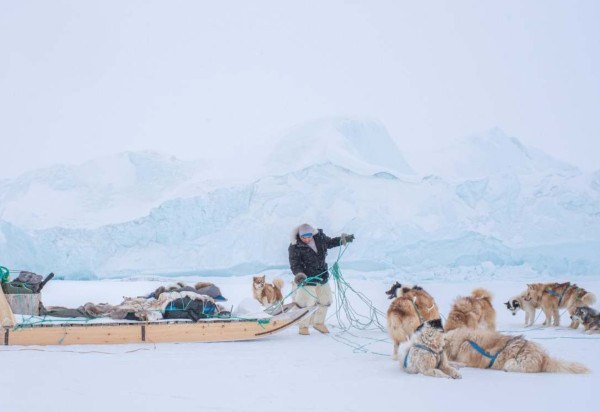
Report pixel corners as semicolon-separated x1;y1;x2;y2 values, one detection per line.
1;121;599;280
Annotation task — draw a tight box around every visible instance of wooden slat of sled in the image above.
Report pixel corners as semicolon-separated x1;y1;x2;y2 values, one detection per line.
5;308;310;346
145;319;280;343
8;324;143;345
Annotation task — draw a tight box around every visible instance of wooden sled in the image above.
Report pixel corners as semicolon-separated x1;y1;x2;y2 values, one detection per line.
0;287;314;346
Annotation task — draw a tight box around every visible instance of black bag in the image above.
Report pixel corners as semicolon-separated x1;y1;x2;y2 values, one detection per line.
163;297;217;321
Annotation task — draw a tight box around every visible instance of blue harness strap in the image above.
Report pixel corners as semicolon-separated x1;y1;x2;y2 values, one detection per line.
468;336;522;369
468;340;498;368
403;343;442;369
544;285;571;306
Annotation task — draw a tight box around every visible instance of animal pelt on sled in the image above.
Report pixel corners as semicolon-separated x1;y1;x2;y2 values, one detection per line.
444;328;590;374
399;319;461;379
385;282;440;360
444;288;496;332
151;281;226;301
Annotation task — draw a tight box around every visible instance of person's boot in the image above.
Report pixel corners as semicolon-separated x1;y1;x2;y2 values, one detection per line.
299;326;309;335
313;324;329;334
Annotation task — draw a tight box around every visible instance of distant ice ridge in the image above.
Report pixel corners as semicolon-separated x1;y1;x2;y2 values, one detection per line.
265;117;415;177
0;120;599;280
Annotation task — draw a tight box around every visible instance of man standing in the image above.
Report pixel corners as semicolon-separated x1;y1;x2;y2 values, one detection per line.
288;223;354;335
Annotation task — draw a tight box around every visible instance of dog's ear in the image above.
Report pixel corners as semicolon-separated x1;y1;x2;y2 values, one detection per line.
428;319;444;330
504;301;510;308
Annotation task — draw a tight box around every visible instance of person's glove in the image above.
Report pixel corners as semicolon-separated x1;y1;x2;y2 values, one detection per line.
341;233;355;245
294;272;307;284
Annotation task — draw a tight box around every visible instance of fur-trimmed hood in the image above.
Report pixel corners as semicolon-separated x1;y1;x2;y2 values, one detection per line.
290;224;318;245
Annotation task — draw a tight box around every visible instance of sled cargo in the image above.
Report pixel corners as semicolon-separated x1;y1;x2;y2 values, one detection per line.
0;287;312;346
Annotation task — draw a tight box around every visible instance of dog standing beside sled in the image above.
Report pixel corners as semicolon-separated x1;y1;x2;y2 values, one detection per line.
252;275;284;306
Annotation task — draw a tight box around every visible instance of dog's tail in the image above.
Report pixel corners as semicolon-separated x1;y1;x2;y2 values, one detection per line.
581;292;597;307
544;357;590;374
273;278;284;290
471;288;493;301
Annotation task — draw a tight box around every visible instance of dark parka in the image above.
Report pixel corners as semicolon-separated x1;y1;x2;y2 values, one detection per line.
288;229;343;285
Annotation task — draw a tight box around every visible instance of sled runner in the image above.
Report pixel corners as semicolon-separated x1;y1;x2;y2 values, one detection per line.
0;286;313;346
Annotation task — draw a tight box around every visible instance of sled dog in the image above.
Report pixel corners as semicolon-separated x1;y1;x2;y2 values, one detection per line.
505;291;539;327
444;328;589;373
399;319;461;379
570;306;600;333
444;288;496;332
252;275;284;306
385;282;440;360
525;282;596;327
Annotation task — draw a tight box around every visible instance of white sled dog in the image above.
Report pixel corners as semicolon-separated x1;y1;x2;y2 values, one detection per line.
444;328;590;374
504;291;539;327
399;319;461;379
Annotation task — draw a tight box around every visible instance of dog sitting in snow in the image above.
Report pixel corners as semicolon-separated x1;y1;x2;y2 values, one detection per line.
570;306;600;333
399;319;461;379
385;282;440;360
444;288;496;332
252;275;284;306
505;291;539;327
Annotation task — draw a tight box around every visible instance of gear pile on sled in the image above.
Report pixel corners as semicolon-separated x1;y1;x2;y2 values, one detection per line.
0;266;312;346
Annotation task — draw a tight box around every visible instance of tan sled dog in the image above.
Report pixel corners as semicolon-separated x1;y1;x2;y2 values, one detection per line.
444;328;589;373
385;282;440;360
252;275;284;306
399;319;461;379
444;288;496;331
526;282;596;327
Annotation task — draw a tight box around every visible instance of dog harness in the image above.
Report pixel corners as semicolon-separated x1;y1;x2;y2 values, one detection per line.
410;301;437;324
467;336;522;369
403;343;443;370
544;284;573;306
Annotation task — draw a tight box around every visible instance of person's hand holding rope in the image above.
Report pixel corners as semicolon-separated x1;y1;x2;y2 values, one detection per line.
341;233;355;246
294;272;307;285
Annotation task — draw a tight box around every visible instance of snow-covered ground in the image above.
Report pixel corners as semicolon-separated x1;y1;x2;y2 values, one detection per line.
2;272;598;412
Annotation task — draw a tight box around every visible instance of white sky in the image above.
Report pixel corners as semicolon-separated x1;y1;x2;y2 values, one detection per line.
1;0;599;179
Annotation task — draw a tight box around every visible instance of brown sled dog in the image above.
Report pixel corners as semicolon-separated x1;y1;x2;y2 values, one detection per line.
399;319;461;379
525;282;596;328
252;275;284;306
444;328;590;374
444;288;496;332
385;282;440;360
